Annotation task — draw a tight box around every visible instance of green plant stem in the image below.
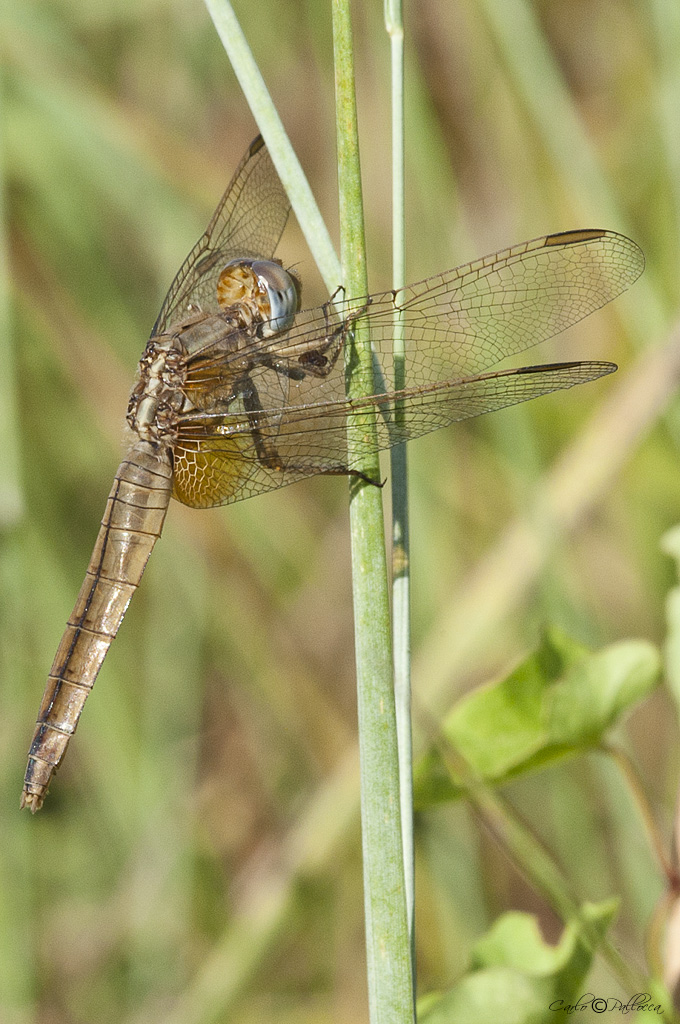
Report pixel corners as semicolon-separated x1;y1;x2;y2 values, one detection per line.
436;741;649;996
385;0;415;982
605;741;676;883
332;1;414;1019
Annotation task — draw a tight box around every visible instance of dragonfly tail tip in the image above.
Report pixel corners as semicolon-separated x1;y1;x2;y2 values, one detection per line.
20;790;44;813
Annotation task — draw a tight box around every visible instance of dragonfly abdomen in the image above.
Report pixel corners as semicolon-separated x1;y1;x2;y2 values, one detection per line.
21;444;173;812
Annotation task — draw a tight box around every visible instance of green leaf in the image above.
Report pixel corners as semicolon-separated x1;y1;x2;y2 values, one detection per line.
415;629;660;806
419;900;618;1024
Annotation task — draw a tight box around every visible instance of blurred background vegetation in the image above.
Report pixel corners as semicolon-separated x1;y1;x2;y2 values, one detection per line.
1;0;679;1021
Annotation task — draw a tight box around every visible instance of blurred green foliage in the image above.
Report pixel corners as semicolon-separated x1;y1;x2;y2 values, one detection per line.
1;0;679;1021
419;900;619;1024
414;629;661;805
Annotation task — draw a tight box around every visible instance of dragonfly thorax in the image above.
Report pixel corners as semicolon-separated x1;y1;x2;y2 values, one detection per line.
217;258;301;337
127;336;184;447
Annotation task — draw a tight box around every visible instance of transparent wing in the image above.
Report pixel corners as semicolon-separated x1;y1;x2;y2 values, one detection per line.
168;227;642;507
153;135;291;335
182;228;643;402
171;360;616;507
357;228;642;380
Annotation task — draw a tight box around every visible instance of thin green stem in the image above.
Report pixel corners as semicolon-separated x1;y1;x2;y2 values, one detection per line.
332;0;414;1019
437;741;653;998
385;0;415;985
604;741;677;883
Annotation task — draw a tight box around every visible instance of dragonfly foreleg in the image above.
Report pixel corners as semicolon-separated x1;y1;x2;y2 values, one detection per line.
255;320;348;382
256;293;368;384
297;297;373;378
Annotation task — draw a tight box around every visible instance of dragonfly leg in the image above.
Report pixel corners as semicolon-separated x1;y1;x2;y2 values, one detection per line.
256;294;367;383
256;318;349;382
295;321;348;377
240;376;383;490
318;464;385;488
240;376;287;470
296;297;372;378
296;296;374;379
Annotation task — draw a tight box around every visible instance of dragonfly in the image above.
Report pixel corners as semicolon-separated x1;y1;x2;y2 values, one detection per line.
21;135;644;811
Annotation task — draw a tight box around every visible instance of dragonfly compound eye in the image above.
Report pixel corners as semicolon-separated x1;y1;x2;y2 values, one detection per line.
250;260;302;337
217;259;301;336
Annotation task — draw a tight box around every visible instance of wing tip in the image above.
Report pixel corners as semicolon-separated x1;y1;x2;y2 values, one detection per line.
544;227;645;284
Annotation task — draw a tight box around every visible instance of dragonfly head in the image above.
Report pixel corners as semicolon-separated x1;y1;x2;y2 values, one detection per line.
217;259;301;337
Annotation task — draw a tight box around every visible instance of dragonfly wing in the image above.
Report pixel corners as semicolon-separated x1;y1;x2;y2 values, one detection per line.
362;229;642;380
153;136;291;335
183;229;642;406
172;360;615;507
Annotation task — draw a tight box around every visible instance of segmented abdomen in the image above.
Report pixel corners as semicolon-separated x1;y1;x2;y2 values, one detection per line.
21;444;173;812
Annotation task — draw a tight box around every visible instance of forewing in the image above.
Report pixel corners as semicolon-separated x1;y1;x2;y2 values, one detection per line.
170;227;639;506
181;229;642;415
360;228;642;380
172;360;615;507
153;136;291;335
